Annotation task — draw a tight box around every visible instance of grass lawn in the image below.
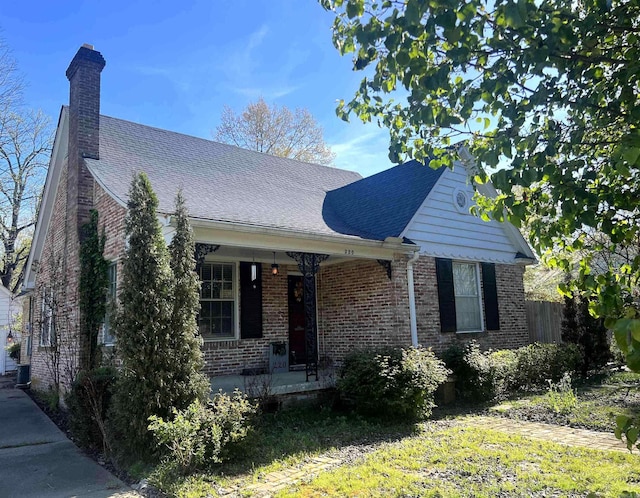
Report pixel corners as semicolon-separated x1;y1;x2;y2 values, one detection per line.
150;403;640;497
278;424;640;498
488;370;640;433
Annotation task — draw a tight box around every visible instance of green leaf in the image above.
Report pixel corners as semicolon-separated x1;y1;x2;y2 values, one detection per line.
627;427;639;447
503;3;525;28
623;147;640;166
631;319;640;342
346;0;364;18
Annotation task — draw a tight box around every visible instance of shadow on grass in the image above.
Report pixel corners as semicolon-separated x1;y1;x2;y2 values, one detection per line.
217;400;425;478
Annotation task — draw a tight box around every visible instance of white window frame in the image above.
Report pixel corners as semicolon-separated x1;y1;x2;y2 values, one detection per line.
102;261;118;346
39;289;55;347
198;259;239;341
452;261;485;334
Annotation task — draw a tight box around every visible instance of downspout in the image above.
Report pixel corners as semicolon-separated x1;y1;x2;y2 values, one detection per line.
407;250;420;347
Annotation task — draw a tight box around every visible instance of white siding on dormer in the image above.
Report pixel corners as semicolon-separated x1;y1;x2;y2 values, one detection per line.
401;163;519;264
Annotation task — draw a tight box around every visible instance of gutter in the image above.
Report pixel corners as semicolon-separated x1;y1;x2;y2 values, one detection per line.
407;250;421;347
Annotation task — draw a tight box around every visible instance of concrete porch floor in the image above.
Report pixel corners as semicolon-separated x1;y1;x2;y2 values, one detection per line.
210;369;336;396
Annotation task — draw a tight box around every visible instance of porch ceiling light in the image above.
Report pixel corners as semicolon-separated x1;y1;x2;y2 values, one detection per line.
271;252;279;276
6;329;13;343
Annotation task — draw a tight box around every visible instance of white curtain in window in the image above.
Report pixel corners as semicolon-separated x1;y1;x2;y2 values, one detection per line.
453;263;481;331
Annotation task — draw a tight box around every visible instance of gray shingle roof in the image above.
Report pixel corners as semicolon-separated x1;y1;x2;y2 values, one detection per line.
85;114;363;237
323;160;445;241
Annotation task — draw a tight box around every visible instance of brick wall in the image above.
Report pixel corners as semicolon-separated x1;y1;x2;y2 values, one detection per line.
29;159;81;391
202;264;291;376
317;258;411;365
414;256;529;353
200;255;528;376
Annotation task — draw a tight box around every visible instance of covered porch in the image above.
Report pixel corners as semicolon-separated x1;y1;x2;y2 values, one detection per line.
210;367;336;396
187;219;416;380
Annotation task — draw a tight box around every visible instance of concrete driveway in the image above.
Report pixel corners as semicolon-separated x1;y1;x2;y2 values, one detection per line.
0;388;138;497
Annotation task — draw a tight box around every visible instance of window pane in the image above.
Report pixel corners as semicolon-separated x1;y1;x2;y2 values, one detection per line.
453;263;478;297
221;301;233;318
220;316;233;336
213;264;223;281
453;262;482;331
199;262;235;339
456;296;481;331
212;281;222;299
201;264;212;281
201;281;212;299
223;264;232;281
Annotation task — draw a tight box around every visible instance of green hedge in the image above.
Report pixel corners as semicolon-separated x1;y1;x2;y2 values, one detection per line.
443;341;583;402
337;346;449;420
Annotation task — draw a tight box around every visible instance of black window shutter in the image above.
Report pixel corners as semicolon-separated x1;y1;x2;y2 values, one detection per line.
436;258;456;333
240;262;263;339
481;262;500;330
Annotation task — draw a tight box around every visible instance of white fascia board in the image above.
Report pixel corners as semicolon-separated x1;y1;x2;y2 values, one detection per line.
23;107;69;290
189;218;415;260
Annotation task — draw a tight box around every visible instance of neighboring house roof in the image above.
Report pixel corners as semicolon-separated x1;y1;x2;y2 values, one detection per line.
85;112;363;238
323;160;445;241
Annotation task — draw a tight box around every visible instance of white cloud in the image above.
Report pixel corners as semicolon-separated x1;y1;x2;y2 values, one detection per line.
222;25;269;85
329;125;394;177
233;85;298;100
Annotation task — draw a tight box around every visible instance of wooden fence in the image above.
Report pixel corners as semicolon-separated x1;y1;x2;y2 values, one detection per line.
526;300;564;344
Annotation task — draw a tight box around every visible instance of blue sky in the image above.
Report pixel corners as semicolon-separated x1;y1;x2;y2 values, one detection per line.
1;0;395;177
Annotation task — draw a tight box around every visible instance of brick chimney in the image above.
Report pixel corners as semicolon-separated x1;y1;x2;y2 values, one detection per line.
66;44;106;232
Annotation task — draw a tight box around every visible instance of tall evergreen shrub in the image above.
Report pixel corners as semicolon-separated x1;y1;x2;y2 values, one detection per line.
562;291;611;374
168;191;210;406
108;174;178;461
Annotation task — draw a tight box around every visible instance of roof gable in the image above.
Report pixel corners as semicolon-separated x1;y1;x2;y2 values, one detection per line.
322;160;445;241
401;161;535;264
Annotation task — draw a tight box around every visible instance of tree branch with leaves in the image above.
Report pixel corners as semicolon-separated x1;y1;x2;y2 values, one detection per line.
321;0;640;370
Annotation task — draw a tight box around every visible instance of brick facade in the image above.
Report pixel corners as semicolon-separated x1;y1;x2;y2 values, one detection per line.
199;254;528;375
317;258;410;365
25;46;530;388
413;256;529;353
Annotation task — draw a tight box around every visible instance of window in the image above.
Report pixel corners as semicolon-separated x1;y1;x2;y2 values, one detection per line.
436;259;500;333
40;289;54;347
198;262;235;339
102;262;117;345
452;262;482;332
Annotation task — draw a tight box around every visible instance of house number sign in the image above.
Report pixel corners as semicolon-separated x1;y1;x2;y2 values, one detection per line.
344;249;355;255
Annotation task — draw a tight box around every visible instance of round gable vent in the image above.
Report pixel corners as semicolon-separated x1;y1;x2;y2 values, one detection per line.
453;188;469;213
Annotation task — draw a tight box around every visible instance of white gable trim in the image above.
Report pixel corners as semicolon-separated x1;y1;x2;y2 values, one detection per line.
23;107;69;290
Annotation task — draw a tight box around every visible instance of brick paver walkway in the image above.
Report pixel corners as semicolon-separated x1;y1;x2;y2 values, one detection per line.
220;456;342;497
228;416;630;497
466;415;629;453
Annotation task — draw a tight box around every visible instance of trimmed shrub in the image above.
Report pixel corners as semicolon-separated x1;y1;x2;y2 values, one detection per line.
488;349;518;399
66;366;117;452
513;342;583;390
148;390;256;473
337;346;449;420
442;342;581;402
442;341;495;402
